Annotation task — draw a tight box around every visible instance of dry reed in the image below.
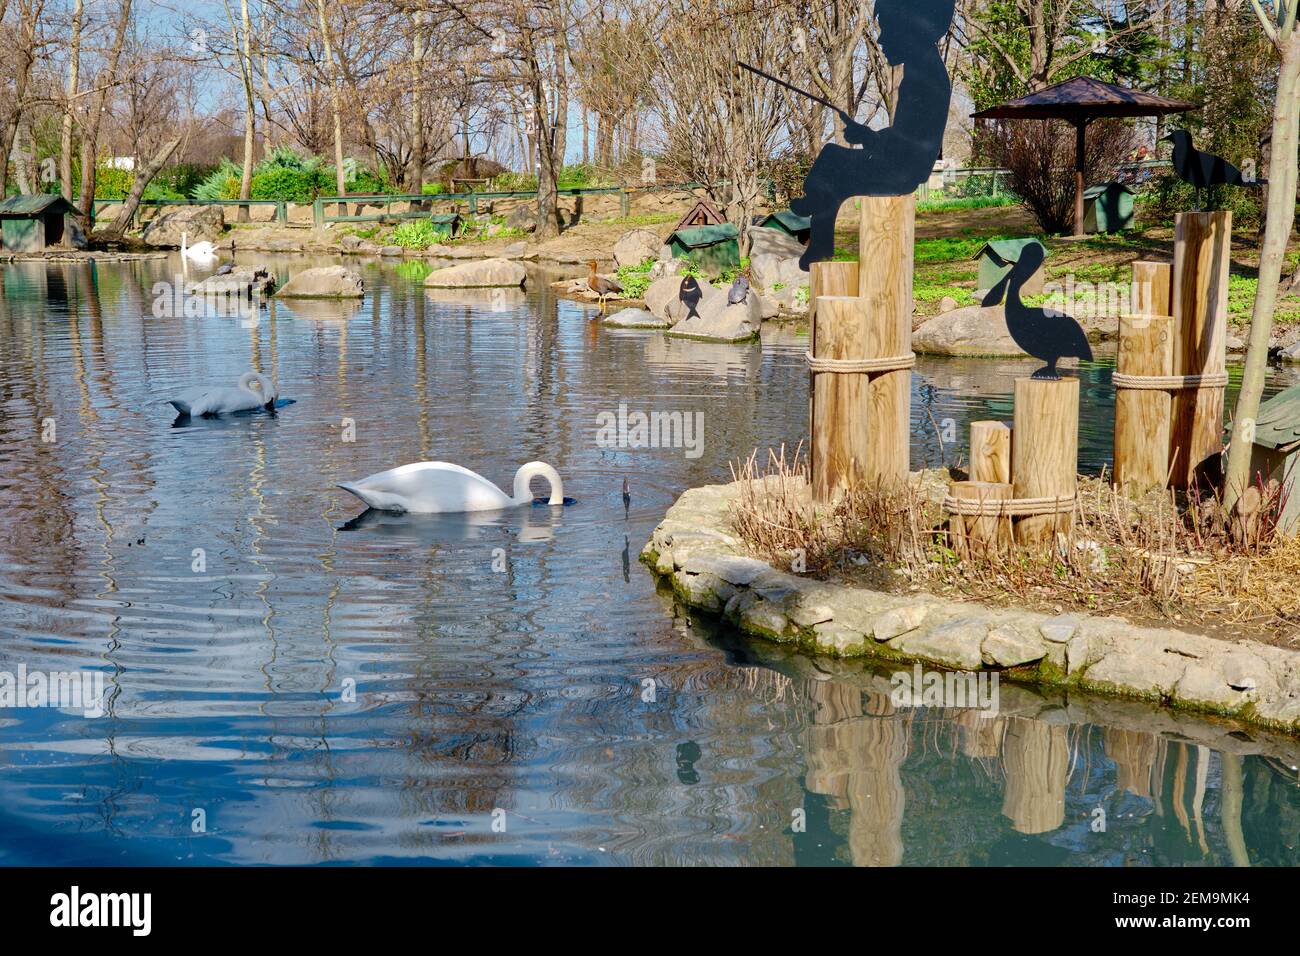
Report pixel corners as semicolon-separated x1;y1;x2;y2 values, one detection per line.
727;445;1300;647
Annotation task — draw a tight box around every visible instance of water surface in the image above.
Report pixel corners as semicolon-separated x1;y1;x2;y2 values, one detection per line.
0;254;1296;866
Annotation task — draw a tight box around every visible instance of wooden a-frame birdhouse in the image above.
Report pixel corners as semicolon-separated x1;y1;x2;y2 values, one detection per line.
673;199;726;232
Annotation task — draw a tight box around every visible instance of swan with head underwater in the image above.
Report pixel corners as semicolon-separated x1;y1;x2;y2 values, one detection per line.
339;461;565;513
166;370;278;416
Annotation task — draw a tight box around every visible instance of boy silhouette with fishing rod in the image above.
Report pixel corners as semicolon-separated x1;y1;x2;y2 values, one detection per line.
743;0;954;269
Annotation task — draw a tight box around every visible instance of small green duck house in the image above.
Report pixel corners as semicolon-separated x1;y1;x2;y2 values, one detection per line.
755;210;811;244
1082;182;1136;234
973;238;1046;295
0;194;79;254
666;223;739;276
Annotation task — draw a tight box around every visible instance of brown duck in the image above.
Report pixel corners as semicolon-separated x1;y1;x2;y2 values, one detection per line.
587;260;623;311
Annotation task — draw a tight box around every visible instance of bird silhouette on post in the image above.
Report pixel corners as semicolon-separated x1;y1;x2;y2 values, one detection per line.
981;243;1092;380
1163;130;1265;210
679;275;703;320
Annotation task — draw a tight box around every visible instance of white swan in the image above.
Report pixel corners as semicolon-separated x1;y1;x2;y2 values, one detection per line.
181;232;219;264
166;371;277;416
338;461;564;513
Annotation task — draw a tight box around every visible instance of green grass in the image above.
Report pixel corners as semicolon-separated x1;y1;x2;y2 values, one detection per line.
916;194;1018;213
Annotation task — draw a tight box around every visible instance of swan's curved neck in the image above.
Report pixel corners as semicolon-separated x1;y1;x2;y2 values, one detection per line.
512;462;563;505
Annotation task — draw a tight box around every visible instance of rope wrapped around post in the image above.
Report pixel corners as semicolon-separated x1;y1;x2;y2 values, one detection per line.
805;351;916;374
941;494;1077;517
1111;370;1229;390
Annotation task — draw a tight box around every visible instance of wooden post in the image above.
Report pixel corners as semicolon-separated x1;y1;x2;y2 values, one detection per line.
808;260;858;326
1012;377;1079;545
1114;314;1174;493
969;420;1012;483
1132;260;1171;316
1170;211;1230;489
949;479;1013;558
859;195;913;489
811;296;872;501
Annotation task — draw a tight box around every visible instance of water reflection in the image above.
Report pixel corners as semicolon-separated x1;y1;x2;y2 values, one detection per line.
0;253;1295;866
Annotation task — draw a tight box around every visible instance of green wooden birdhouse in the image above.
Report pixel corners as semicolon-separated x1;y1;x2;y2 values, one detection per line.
973;238;1046;295
428;213;462;238
1082;182;1136;233
0;194;78;254
755;210;811;243
666;223;740;277
1249;383;1300;537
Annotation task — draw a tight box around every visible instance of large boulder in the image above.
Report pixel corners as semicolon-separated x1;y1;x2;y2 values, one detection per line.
612;228;662;269
141;205;225;247
276;266;364;299
189;267;276;297
750;253;808;294
912;304;1027;357
505;203;537;232
748;227;805;261
424;257;527;288
665;290;761;343
644;274;686;319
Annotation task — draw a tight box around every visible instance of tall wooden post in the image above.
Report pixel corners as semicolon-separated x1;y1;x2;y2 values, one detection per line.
1012;377;1079;545
1170;211;1230;489
1114;314;1174;493
969;420;1012;483
859;195;913;489
811;296;873;500
809;260;858;326
1132;260;1172;316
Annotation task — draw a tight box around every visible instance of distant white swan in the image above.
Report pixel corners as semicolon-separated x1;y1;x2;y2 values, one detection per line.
167;371;277;416
339;461;564;513
181;232;219;264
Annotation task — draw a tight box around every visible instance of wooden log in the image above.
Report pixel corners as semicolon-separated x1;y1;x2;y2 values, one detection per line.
808;260;858;327
949;479;1013;558
1170;211;1230;489
859;195;913;489
1131;260;1172;316
1114;313;1174;493
1012;377;1079;545
811;295;872;501
969;420;1012;483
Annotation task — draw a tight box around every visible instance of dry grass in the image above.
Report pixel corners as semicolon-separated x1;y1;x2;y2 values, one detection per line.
728;445;1300;648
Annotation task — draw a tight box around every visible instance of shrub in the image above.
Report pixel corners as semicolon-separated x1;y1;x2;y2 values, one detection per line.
615;256;657;298
421;182;445;196
251;167;319;203
977;118;1134;234
95;164;184;200
193;159;242;201
389;219;441;249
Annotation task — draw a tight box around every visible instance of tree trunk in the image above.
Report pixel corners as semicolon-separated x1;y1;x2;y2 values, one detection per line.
77;0;132;229
315;0;348;215
236;0;257;223
60;0;84;200
1224;32;1300;514
94;137;183;242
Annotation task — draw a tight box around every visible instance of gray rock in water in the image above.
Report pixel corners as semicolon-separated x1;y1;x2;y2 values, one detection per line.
665;289;761;342
276;266;364;299
912;304;1028;357
424;257;527;289
612;228;662;269
603;307;670;329
141;205;225;248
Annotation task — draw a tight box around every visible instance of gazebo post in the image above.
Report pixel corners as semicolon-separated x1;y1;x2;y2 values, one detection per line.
1073;118;1088;237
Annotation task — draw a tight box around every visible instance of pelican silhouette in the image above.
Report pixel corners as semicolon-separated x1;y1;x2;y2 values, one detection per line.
981;243;1091;380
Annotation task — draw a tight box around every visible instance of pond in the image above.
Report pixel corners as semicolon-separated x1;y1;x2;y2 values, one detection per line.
0;254;1296;866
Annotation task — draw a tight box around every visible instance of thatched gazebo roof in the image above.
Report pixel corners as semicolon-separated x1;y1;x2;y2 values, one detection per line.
972;77;1197;235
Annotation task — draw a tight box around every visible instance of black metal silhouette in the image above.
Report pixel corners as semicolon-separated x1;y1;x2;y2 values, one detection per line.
679;275;703;319
1163;130;1265;210
727;274;750;305
981;242;1092;380
754;0;953;269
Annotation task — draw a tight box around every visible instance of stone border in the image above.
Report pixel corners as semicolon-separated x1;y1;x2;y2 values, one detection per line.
642;479;1300;734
